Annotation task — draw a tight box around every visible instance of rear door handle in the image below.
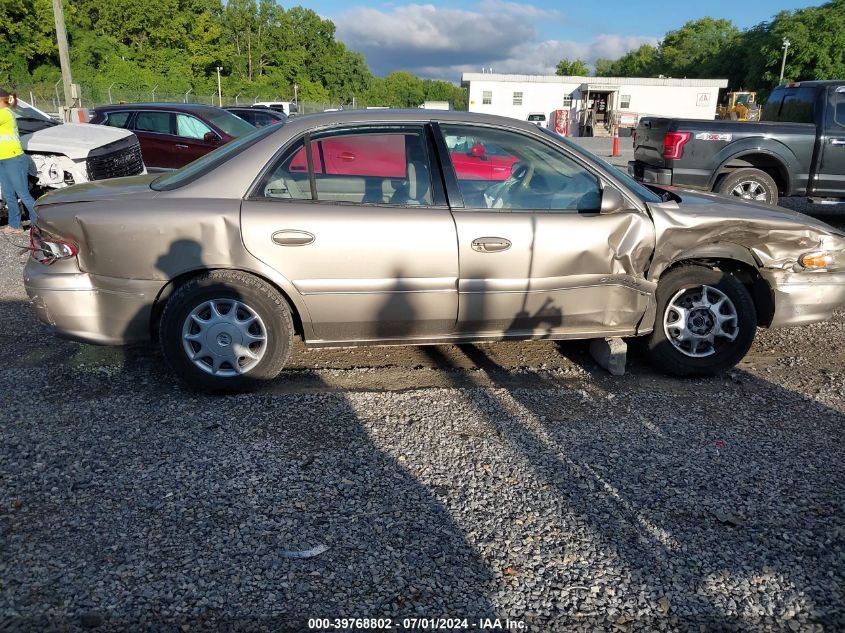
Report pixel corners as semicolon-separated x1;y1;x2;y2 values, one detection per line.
471;237;511;253
272;230;315;246
829;138;845;146
175;144;189;149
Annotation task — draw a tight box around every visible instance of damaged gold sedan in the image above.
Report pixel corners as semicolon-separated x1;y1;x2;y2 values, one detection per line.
23;111;845;390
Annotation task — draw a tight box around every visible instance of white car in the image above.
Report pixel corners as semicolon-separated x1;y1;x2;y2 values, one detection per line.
527;112;547;126
2;100;145;216
253;101;298;116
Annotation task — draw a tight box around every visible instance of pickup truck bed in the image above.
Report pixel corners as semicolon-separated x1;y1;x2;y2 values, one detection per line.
629;81;845;205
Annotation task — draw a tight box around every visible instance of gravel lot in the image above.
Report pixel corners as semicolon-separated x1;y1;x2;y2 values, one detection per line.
1;207;844;632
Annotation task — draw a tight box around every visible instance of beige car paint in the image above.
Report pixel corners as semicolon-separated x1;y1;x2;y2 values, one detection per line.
22;109;845;357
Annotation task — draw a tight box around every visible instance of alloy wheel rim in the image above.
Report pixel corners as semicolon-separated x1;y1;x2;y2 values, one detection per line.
181;299;267;376
663;285;739;358
730;180;768;201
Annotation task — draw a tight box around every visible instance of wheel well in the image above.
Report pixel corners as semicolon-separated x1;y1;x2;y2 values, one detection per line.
149;268;305;341
715;154;788;195
662;258;775;327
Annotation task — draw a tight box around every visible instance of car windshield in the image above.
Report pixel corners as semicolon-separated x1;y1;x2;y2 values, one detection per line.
542;128;663;203
151;123;279;191
203;109;256;138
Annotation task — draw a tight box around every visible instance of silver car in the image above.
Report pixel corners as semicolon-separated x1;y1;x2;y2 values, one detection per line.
23;110;845;391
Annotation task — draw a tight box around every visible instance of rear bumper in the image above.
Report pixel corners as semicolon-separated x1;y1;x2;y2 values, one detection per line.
763;269;845;327
628;160;673;186
24;258;163;345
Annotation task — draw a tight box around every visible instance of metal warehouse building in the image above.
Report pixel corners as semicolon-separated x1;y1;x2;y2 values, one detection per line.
461;73;729;136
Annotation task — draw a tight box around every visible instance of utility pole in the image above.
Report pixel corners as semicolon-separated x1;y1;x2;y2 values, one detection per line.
51;0;74;117
779;38;791;84
216;67;223;106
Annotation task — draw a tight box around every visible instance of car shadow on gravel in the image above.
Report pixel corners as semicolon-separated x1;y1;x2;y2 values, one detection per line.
1;298;498;631
423;342;845;631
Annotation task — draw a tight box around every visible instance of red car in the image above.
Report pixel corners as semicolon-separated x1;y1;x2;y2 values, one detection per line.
90;103;255;170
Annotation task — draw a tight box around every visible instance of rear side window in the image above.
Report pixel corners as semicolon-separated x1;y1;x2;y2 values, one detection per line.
831;87;845;128
762;93;782;121
135;111;173;134
766;87;817;123
256;127;433;206
104;111;131;128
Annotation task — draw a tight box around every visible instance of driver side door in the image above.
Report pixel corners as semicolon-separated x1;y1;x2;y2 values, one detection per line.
436;123;655;337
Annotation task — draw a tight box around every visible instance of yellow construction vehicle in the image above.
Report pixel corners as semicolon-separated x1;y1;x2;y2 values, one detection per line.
716;91;760;121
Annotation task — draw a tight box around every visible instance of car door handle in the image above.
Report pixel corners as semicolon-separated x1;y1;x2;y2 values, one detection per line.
829;138;845;146
272;230;315;246
175;144;189;149
471;237;511;253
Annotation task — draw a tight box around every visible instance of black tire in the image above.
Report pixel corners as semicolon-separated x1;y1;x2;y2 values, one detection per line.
645;266;757;377
159;270;293;392
716;168;779;205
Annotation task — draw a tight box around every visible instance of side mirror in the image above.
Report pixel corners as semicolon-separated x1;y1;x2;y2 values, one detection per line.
470;142;486;158
204;131;220;144
600;185;626;214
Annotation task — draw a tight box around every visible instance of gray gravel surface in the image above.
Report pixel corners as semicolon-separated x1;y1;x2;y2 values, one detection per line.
1;216;844;632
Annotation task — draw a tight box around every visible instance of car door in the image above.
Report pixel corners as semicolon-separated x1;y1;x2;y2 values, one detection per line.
132;110;179;169
240;124;458;342
815;85;845;196
174;113;221;165
436;122;655;337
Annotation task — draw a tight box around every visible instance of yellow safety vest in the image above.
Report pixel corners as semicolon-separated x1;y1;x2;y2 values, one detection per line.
0;107;23;160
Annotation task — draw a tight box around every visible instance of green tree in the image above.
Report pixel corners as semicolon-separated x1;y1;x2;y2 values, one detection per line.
593;58;614;77
657;17;741;78
607;44;659;77
555;58;589;76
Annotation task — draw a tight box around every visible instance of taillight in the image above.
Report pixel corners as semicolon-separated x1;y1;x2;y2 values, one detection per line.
30;227;78;265
663;131;691;160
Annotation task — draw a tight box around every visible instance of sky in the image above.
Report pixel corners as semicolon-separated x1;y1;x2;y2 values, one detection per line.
311;0;824;80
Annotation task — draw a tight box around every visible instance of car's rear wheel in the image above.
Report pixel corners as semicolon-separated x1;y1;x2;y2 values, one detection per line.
160;271;293;392
716;168;778;205
645;266;757;376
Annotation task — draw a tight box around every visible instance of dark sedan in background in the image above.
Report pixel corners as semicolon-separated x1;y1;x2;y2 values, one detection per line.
225;106;287;128
90;103;255;170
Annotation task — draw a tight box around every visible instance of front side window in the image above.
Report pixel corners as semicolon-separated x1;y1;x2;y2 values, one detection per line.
257;128;433;206
176;114;214;140
482;90;492;105
134;111;173;134
441;124;602;212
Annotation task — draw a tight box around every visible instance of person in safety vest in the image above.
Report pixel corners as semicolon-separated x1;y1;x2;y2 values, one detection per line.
0;88;37;234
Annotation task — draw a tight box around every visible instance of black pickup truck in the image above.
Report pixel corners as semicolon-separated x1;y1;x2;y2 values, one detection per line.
628;80;845;206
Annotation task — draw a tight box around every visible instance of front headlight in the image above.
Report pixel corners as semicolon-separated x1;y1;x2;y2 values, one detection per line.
799;250;845;271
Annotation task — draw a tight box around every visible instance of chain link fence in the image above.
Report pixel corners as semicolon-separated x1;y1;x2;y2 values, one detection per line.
19;85;353;117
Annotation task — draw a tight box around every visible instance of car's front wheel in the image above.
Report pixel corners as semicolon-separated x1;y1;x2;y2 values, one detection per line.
645;266;757;376
160;271;293;392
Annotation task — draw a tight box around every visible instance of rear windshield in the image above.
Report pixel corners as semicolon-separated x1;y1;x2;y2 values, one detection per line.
151;123;279;191
528;114;546;121
204;109;256;137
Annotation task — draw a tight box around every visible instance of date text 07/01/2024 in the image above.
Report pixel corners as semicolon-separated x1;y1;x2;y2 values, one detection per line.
307;617;526;630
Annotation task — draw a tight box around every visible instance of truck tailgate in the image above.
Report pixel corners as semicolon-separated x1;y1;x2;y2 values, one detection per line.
634;118;673;167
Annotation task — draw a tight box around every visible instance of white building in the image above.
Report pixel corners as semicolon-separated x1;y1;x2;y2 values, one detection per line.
461;73;729;136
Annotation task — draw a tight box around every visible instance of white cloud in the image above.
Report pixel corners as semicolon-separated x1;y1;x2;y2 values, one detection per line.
335;3;657;80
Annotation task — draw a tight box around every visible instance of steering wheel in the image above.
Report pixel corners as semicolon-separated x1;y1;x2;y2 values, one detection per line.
486;161;534;208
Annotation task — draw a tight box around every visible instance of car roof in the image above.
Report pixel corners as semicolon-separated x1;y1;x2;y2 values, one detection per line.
774;80;845;88
94;103;228;114
277;109;550;133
